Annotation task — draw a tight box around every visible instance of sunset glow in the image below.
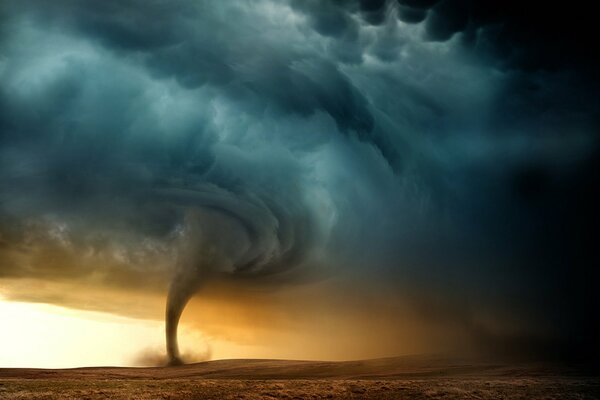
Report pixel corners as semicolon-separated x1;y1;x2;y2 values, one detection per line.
0;297;164;368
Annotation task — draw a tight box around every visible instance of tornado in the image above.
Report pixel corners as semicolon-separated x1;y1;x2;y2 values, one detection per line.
161;187;313;365
166;269;203;365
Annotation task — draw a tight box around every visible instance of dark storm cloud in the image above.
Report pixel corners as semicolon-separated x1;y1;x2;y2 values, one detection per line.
396;6;427;24
0;0;598;363
295;0;599;75
292;0;599;361
291;0;360;38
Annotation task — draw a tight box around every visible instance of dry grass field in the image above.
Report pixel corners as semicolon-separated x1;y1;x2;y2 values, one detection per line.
1;356;598;399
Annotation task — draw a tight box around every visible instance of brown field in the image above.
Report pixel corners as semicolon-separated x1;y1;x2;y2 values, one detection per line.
1;356;598;399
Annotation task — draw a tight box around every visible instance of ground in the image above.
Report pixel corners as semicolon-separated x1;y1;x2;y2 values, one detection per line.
1;356;598;399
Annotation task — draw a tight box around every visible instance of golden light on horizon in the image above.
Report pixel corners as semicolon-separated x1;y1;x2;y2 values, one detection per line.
0;276;462;368
0;274;492;369
0;293;291;368
0;296;168;368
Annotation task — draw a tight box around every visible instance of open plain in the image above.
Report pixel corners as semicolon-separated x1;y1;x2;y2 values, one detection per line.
1;356;598;399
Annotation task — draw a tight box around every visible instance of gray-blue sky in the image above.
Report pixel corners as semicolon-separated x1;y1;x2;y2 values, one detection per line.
0;0;598;362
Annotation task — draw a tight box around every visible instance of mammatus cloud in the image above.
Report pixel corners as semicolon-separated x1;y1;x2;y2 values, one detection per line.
0;0;598;363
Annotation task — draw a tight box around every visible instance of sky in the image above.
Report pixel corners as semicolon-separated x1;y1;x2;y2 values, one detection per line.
0;0;598;367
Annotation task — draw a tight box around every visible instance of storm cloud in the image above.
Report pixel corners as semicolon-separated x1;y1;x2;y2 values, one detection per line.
0;0;598;363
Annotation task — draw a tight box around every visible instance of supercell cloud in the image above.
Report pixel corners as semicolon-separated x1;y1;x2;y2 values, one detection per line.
0;0;598;362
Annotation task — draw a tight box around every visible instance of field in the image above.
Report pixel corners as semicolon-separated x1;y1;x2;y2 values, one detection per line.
1;356;598;399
